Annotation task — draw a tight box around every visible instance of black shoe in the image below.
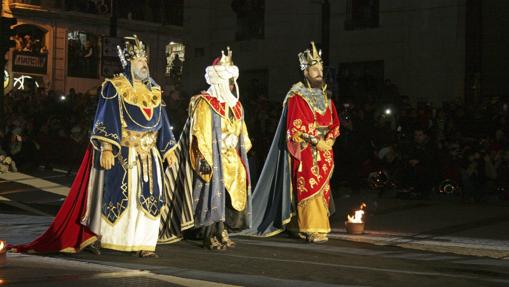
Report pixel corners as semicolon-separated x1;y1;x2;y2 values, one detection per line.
138;250;159;258
84;241;101;255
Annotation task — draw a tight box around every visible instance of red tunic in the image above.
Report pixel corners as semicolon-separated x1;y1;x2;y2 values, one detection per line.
199;92;243;120
286;93;340;204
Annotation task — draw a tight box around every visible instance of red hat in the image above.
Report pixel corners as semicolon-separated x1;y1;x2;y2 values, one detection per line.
211;57;221;66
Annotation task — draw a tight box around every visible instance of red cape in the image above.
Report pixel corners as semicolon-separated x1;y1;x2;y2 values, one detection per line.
9;146;98;253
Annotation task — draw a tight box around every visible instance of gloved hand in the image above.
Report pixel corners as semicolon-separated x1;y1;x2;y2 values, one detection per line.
316;139;333;152
199;158;212;174
100;150;115;170
165;150;177;167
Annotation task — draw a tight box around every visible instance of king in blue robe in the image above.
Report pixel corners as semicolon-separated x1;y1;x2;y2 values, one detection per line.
83;35;177;257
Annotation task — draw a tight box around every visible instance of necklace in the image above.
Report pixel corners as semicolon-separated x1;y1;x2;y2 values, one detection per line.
305;80;328;114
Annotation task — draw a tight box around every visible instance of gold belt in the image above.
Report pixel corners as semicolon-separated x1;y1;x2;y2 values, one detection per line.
120;129;158;185
315;127;330;138
120;129;158;154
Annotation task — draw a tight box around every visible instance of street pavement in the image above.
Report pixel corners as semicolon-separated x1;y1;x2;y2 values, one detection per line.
1;169;509;286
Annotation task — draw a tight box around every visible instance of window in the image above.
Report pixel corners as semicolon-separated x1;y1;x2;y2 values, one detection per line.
231;0;265;41
164;0;184;26
67;31;99;78
114;0;183;25
345;0;379;30
12;24;48;75
13;24;47;54
101;36;123;78
165;42;185;85
64;0;111;15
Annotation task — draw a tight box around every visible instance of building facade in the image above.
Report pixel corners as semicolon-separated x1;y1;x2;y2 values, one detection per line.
183;0;509;105
2;0;184;95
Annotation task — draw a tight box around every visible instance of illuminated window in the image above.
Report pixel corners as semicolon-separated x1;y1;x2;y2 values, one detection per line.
67;31;99;78
166;42;185;85
12;24;48;75
13;24;47;54
64;0;110;15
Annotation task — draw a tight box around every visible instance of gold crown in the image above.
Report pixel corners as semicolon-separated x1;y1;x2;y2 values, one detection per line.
117;35;147;68
218;46;234;66
298;41;323;70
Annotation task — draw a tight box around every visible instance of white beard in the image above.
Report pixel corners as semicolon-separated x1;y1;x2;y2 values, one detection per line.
207;83;238;108
205;65;240;108
133;67;149;82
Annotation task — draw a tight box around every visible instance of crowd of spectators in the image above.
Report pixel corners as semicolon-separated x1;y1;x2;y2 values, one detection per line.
2;79;508;202
14;34;48;54
332;82;509;202
1;88;96;173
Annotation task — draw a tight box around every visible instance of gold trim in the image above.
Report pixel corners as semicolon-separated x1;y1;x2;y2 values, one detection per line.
121;97;162;129
100;242;156;252
198;94;244;122
260;228;286;238
106;73;162;129
100;80;118;100
108;74;161;108
297;164;334;206
158;236;184;244
136;147;164;220
59;236;98;253
79;236;99;251
248;212;295;238
181;221;195;229
296;228;331;233
101;167;130;226
90;136;122;157
15;236;99;254
162;144;178;162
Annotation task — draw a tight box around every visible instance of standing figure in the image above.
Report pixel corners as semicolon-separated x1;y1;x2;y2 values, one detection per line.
87;35;176;257
248;42;340;243
11;35;176;257
160;47;252;250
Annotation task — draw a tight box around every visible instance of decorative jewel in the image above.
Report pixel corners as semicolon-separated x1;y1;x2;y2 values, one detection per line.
117;34;147;68
298;41;323;71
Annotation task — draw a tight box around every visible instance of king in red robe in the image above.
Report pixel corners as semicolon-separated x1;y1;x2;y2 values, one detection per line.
248;42;339;243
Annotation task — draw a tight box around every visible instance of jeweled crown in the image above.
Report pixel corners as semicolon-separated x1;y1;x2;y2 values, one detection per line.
117;35;147;68
298;41;323;71
218;46;234;66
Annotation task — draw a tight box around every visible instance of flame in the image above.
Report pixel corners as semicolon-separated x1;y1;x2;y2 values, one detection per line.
347;203;367;223
0;241;4;251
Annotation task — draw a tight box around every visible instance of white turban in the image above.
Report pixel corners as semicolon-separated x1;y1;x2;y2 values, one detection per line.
204;64;240;108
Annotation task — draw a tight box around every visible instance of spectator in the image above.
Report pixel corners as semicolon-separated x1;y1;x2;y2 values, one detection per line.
401;128;439;198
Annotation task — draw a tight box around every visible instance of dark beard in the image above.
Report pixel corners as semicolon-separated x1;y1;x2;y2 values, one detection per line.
307;77;323;89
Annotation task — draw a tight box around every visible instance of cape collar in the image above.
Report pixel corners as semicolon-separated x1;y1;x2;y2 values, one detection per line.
199;92;243;120
284;82;329;115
